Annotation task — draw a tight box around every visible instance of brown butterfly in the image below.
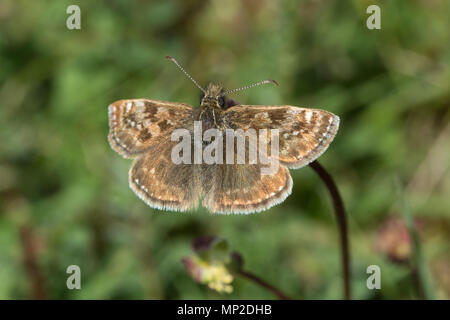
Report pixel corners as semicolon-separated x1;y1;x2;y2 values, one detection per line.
108;56;339;214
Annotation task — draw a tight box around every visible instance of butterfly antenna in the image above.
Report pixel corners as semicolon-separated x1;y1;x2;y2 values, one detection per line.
224;79;279;95
165;56;205;93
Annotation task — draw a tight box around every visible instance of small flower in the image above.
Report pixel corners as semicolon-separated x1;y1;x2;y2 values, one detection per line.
375;215;422;263
182;236;242;294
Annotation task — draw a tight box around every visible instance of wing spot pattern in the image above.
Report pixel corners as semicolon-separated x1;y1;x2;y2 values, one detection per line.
126;102;132;112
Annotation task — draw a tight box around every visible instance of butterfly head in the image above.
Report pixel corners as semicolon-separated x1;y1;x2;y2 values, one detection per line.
200;83;227;109
166;56;278;109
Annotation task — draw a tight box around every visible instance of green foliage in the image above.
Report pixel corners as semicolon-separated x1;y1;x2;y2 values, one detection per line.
0;0;449;299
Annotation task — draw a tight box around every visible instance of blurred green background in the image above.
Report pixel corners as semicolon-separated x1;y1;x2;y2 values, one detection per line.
0;0;449;299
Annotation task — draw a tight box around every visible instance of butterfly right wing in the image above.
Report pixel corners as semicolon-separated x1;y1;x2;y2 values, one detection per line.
200;162;292;214
224;105;339;169
108;99;193;159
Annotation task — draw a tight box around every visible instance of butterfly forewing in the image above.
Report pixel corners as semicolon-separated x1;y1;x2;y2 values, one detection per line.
224;105;339;168
108;99;193;159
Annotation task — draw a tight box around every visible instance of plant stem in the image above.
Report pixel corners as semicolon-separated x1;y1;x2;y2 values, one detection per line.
309;160;351;300
19;225;47;300
237;270;291;300
396;178;434;300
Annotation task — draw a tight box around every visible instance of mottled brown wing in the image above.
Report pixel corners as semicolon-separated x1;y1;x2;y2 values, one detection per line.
129;140;199;212
108;99;193;159
200;163;292;214
224;105;339;168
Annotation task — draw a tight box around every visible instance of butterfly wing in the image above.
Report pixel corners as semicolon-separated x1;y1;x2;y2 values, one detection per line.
108;99;193;159
129;140;199;212
199;105;338;214
224;105;339;168
201;162;292;214
108;99;198;211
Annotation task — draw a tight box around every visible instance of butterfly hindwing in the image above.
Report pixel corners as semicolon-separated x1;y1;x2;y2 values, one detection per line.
129;139;199;212
200;162;292;214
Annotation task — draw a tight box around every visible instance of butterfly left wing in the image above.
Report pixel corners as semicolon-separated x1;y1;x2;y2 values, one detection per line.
129;140;199;212
108;99;193;159
224;105;339;168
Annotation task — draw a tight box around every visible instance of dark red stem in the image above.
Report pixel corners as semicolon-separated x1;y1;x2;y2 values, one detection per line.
309;160;351;300
19;225;47;300
238;270;291;300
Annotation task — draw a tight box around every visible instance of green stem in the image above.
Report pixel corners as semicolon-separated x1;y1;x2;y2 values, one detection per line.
396;178;434;299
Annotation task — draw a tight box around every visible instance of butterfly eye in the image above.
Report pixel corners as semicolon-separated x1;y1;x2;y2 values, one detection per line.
218;96;225;108
200;93;205;104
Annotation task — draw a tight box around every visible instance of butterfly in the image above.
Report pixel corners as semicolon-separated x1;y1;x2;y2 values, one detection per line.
108;56;339;214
